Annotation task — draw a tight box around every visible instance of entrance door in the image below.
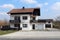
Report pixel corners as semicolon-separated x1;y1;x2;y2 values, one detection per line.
17;24;22;30
32;24;35;30
14;24;22;30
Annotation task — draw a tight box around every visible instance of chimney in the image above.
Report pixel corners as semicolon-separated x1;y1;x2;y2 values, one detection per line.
22;7;25;9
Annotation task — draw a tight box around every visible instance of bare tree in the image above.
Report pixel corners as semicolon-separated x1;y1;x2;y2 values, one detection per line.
55;16;60;21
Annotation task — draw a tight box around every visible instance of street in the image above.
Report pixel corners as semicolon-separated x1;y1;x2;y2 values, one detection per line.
0;31;60;40
0;37;60;40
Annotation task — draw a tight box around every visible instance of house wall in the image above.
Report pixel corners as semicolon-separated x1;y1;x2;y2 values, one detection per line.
10;14;53;30
10;14;32;30
20;23;32;30
30;16;39;20
35;23;45;30
10;15;14;20
30;22;53;30
36;16;39;20
10;24;14;28
45;22;53;29
30;23;45;30
20;14;32;30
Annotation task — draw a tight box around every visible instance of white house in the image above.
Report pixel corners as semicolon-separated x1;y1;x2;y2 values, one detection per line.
8;7;53;30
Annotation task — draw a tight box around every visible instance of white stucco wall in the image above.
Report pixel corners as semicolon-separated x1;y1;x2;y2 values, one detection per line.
21;23;32;30
10;14;53;30
10;14;32;30
36;16;39;20
20;14;30;23
30;23;45;30
20;14;32;30
10;24;14;28
35;23;45;30
30;22;53;30
10;15;14;20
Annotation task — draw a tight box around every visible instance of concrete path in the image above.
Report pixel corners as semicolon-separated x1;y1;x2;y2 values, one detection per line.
0;31;60;38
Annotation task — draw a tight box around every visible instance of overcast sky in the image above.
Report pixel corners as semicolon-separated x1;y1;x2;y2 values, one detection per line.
0;0;60;20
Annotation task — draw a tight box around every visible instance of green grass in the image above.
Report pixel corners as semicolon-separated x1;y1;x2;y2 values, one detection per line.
0;30;17;35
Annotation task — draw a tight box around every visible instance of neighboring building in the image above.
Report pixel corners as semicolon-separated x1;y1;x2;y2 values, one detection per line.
8;7;53;30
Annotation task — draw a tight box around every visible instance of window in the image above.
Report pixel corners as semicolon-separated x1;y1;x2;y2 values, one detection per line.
23;24;27;28
23;16;27;20
45;24;51;28
15;16;20;20
14;24;20;27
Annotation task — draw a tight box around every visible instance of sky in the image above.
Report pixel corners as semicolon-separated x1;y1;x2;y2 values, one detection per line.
0;0;60;21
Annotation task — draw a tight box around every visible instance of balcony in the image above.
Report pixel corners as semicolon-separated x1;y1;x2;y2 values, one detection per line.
30;20;37;23
10;20;21;23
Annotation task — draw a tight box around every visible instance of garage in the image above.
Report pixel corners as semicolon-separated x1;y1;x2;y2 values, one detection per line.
31;19;53;30
35;23;44;30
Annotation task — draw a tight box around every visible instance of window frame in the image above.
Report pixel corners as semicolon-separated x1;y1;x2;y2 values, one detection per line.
14;16;20;20
22;16;27;20
14;24;20;27
23;24;27;28
45;24;51;28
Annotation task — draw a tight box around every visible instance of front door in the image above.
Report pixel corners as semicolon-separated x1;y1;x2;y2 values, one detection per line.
32;24;35;30
14;24;22;30
17;24;22;30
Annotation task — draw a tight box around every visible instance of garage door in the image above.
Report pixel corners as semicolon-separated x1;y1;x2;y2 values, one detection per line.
35;23;44;30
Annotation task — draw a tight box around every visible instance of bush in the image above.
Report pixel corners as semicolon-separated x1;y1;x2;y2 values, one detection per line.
53;21;60;29
1;25;10;30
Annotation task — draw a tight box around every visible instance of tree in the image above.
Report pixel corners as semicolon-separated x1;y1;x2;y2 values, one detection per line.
55;16;60;21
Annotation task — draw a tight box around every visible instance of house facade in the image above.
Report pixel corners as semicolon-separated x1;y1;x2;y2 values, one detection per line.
8;7;53;30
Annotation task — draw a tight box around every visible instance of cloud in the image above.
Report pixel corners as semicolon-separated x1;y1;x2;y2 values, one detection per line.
51;2;60;11
50;2;60;19
0;12;10;21
0;4;14;20
36;2;49;8
36;4;43;8
20;0;48;8
20;0;37;4
44;2;48;5
0;4;15;9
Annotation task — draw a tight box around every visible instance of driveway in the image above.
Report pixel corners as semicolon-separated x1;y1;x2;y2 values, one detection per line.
1;31;60;39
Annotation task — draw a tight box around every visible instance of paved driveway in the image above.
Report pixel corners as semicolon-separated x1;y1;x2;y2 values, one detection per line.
1;31;60;39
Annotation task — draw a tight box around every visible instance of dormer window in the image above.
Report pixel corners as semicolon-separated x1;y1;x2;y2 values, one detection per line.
23;16;27;20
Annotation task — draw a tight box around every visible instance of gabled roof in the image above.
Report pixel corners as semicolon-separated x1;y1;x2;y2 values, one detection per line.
8;8;34;13
8;8;40;16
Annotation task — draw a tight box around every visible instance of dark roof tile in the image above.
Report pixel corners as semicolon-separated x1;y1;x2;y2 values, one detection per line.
8;8;40;16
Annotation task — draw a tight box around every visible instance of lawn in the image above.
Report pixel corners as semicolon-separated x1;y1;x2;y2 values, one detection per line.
0;30;17;35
